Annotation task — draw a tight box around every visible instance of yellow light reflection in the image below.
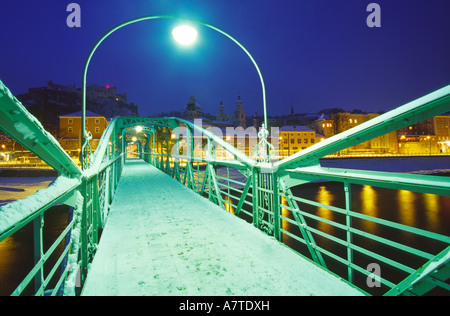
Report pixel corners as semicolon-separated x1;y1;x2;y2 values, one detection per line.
397;190;416;227
360;185;378;233
316;186;334;233
423;193;439;231
281;196;291;233
224;195;235;214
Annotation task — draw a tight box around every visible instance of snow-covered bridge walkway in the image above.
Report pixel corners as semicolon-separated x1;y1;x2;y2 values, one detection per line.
82;159;363;296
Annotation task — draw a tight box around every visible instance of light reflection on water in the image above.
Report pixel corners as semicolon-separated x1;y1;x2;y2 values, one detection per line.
316;186;334;232
290;183;450;237
397;189;417;228
360;185;378;233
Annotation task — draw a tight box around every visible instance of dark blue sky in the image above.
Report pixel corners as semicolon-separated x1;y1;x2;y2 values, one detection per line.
0;0;449;118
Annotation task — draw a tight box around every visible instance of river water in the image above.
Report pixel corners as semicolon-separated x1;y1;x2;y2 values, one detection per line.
1;173;449;295
282;180;450;295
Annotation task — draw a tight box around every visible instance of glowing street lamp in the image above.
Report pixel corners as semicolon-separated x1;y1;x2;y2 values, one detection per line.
80;15;267;169
172;25;198;46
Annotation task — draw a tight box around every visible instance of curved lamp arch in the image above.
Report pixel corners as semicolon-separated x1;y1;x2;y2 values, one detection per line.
81;15;267;169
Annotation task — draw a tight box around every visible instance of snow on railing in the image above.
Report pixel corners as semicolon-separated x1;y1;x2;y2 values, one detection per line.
0;80;123;295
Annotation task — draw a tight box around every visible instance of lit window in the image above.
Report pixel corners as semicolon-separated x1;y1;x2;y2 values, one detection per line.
349;119;353;123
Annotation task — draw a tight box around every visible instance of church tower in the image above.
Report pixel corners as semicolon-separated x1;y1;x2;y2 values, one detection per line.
234;96;246;129
216;100;227;122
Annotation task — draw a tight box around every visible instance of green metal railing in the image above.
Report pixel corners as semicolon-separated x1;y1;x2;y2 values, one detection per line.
0;80;123;295
1;77;449;295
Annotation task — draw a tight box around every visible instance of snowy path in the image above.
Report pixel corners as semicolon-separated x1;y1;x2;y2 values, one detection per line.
82;159;364;296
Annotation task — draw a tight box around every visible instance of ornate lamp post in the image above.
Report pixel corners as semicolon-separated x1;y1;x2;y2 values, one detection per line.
80;15;268;168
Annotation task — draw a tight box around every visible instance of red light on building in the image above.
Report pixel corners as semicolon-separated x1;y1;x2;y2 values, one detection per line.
106;85;110;89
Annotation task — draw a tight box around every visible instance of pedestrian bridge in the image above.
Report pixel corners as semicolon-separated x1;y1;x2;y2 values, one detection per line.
82;159;362;295
0;80;449;296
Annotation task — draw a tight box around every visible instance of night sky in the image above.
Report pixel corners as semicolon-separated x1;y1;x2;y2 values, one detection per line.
0;0;449;118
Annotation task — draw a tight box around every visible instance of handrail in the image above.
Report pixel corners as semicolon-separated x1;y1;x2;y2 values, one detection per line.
0;80;123;295
0;176;81;241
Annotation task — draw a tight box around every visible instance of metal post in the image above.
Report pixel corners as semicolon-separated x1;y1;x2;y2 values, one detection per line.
166;127;170;171
92;175;100;245
80;178;89;282
33;214;44;294
344;181;353;283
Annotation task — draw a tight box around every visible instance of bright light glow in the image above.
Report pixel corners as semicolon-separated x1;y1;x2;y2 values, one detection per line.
135;126;143;133
132;137;137;142
172;24;198;46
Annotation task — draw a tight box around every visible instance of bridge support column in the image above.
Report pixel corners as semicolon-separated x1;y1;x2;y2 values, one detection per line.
344;181;353;284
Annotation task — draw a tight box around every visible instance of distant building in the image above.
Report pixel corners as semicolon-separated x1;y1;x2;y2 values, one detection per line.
283;105;319;126
233;96;246;129
183;96;204;121
212;101;233;129
183;95;248;130
279;125;324;156
16;81;138;133
86;84;127;103
397;115;450;154
312;112;398;155
314;113;335;138
58;110;108;156
435;115;450;153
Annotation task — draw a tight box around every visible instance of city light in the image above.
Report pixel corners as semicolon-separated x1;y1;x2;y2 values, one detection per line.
135;126;143;133
172;24;198;46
